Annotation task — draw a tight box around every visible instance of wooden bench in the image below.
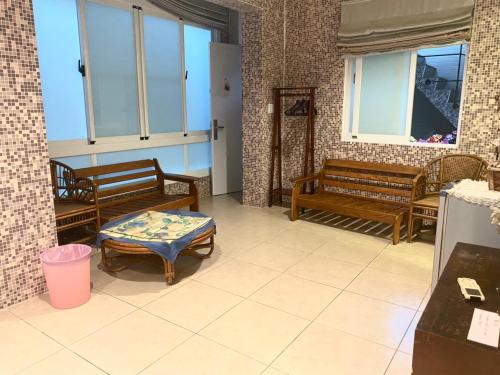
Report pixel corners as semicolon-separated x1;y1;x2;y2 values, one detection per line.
72;159;200;225
291;159;425;244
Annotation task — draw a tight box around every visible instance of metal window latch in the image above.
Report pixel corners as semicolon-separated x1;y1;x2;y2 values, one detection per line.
78;60;85;77
185;71;188;80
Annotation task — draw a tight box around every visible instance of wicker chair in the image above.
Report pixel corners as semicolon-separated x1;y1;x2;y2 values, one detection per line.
407;154;488;242
50;160;99;243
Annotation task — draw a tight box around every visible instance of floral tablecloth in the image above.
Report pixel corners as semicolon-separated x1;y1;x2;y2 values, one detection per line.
97;210;215;262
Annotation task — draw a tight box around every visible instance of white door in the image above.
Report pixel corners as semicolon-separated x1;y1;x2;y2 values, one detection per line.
210;43;243;195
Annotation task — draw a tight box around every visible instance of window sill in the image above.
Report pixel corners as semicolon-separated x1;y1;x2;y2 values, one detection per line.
341;136;459;149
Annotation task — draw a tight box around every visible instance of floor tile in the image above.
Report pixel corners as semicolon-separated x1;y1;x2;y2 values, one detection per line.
268;228;329;252
261;367;288;375
316;291;415;348
251;274;340;320
200;300;309;364
143;281;242;332
385;351;413;375
71;310;191;375
287;253;364;289
195;259;279;297
418;288;431;312
314;235;387;265
19;349;105;375
91;255;189;307
0;310;62;374
368;245;433;283
212;231;265;257
235;242;308;272
399;311;422;354
346;268;429;309
9;292;135;346
141;335;265;375
273;322;394;375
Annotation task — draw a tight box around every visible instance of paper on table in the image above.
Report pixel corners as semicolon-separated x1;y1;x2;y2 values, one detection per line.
467;308;500;348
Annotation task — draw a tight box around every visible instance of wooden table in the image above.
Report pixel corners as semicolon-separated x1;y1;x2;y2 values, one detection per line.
413;242;500;374
100;226;215;285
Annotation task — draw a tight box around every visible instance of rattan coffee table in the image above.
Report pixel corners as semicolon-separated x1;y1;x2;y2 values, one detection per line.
100;226;215;285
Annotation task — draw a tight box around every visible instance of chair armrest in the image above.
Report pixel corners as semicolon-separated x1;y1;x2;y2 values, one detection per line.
73;177;97;203
163;173;200;184
290;174;319;185
411;174;427;201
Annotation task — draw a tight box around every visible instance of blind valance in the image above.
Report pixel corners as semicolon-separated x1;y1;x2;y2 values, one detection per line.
148;0;229;31
337;0;475;55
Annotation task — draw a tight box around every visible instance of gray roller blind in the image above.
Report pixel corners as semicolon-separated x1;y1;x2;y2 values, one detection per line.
147;0;229;30
337;0;475;55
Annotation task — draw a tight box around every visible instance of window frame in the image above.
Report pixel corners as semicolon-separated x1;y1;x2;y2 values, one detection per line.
341;44;468;148
45;0;213;177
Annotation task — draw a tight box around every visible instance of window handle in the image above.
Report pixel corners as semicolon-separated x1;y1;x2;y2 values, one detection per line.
185;70;188;80
78;60;86;77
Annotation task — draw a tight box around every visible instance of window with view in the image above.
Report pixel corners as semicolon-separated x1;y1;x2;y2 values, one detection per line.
343;44;467;146
33;0;213;175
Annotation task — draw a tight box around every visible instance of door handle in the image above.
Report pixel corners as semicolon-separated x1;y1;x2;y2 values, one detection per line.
213;120;224;140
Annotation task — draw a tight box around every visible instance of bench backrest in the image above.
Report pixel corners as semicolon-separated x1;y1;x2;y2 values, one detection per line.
319;159;423;204
73;159;163;204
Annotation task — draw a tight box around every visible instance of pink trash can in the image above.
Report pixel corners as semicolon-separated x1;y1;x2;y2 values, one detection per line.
41;244;92;309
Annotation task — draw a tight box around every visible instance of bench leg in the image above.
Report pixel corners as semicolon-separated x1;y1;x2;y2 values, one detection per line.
162;258;175;285
393;214;403;245
407;211;414;243
290;202;299;221
189;182;199;212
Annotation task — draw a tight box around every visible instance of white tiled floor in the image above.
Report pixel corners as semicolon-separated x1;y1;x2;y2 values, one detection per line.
2;194;435;374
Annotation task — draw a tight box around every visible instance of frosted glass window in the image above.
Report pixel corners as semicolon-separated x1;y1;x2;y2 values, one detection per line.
358;51;411;135
144;15;183;134
348;59;356;134
97;146;184;174
185;25;211;132
33;0;87;141
54;155;92;169
85;2;140;137
188;142;211;171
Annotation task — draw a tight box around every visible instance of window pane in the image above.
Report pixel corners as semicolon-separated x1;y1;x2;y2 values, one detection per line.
144;15;183;134
185;25;211;132
411;44;466;144
33;0;87;141
348;59;356;134
85;2;140;137
96;146;184;174
188;142;211;171
358;52;411;135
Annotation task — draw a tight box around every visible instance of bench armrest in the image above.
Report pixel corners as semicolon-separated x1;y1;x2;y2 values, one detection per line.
290;174;319;185
163;173;200;184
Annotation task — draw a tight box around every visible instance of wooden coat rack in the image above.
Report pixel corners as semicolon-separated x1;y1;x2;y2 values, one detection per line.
268;87;316;206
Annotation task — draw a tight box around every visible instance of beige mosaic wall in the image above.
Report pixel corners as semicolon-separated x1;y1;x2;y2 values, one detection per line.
210;0;285;206
281;0;500;193
0;0;57;309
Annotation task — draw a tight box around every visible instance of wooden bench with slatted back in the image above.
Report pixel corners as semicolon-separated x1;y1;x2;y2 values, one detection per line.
291;159;425;244
73;159;199;224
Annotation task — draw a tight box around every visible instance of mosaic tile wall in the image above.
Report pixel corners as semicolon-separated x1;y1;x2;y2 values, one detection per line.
164;176;211;198
281;0;500;192
0;0;58;309
209;0;285;206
